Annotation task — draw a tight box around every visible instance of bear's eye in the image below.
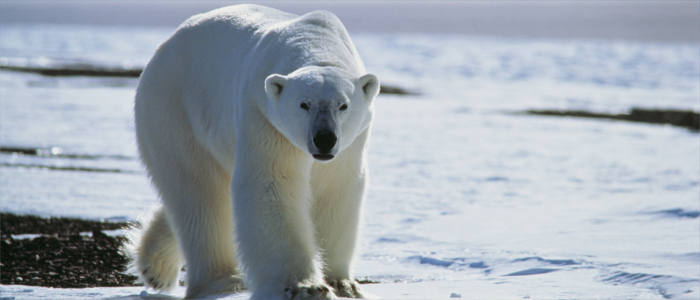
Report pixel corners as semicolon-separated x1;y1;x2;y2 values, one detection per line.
300;102;310;111
339;104;348;111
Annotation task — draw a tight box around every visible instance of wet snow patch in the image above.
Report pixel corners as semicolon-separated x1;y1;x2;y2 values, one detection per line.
649;208;700;219
376;237;405;244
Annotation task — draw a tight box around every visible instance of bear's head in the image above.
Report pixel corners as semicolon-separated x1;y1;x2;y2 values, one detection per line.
263;66;379;162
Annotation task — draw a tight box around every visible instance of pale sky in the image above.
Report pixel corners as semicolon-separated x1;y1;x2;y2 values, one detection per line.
0;1;698;42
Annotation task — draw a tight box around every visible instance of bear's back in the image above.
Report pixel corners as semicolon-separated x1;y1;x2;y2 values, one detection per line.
178;4;292;35
177;4;346;39
168;4;356;69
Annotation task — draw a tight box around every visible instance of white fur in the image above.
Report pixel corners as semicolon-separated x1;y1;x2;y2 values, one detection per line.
133;4;379;300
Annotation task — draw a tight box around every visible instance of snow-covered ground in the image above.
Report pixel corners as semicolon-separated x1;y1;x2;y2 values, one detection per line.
1;20;699;300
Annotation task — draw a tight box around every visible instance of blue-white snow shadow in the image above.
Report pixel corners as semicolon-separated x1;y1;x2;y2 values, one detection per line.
404;255;585;277
502;257;581;277
406;255;489;270
504;268;558;276
599;271;700;299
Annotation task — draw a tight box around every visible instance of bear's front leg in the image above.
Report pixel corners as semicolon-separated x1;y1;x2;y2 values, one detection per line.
233;149;335;300
311;131;373;299
313;174;370;299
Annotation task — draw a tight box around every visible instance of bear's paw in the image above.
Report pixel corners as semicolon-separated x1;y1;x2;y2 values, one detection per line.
140;264;178;291
186;274;246;298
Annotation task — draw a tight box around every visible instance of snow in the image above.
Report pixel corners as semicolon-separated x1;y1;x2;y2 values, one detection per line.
0;283;506;300
1;22;699;300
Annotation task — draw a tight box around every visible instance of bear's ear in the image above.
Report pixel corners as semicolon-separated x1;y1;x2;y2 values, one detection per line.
358;73;379;101
264;74;287;101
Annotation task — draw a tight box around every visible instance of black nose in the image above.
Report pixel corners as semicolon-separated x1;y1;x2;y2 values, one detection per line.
313;129;337;153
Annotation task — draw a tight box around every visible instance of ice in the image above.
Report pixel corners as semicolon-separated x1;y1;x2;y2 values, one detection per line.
1;24;698;299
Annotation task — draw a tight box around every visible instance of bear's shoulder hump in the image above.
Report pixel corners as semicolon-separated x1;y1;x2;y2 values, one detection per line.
179;4;295;31
295;10;344;30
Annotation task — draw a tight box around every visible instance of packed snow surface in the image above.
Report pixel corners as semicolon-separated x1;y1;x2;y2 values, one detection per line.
0;24;698;299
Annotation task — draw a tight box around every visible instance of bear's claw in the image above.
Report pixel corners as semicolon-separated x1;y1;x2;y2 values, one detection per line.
284;282;335;300
139;262;178;291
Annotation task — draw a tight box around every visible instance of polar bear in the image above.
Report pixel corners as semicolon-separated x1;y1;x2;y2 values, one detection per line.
133;4;379;300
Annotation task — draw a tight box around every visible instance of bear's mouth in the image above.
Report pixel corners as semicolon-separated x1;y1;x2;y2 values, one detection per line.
312;153;334;161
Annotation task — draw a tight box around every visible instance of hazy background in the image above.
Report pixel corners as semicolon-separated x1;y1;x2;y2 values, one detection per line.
1;0;698;42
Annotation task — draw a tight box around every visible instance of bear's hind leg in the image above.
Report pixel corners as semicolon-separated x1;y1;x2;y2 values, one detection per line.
137;208;181;290
153;148;244;299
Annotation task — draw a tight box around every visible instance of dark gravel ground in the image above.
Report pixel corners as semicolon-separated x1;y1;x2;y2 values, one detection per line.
0;213;141;288
0;213;378;290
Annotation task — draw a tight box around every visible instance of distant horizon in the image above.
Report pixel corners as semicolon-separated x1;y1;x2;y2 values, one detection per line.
0;0;698;42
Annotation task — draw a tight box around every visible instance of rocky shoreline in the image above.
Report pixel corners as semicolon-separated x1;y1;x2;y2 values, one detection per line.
1;213;379;290
525;108;700;131
0;63;418;96
0;213;140;288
